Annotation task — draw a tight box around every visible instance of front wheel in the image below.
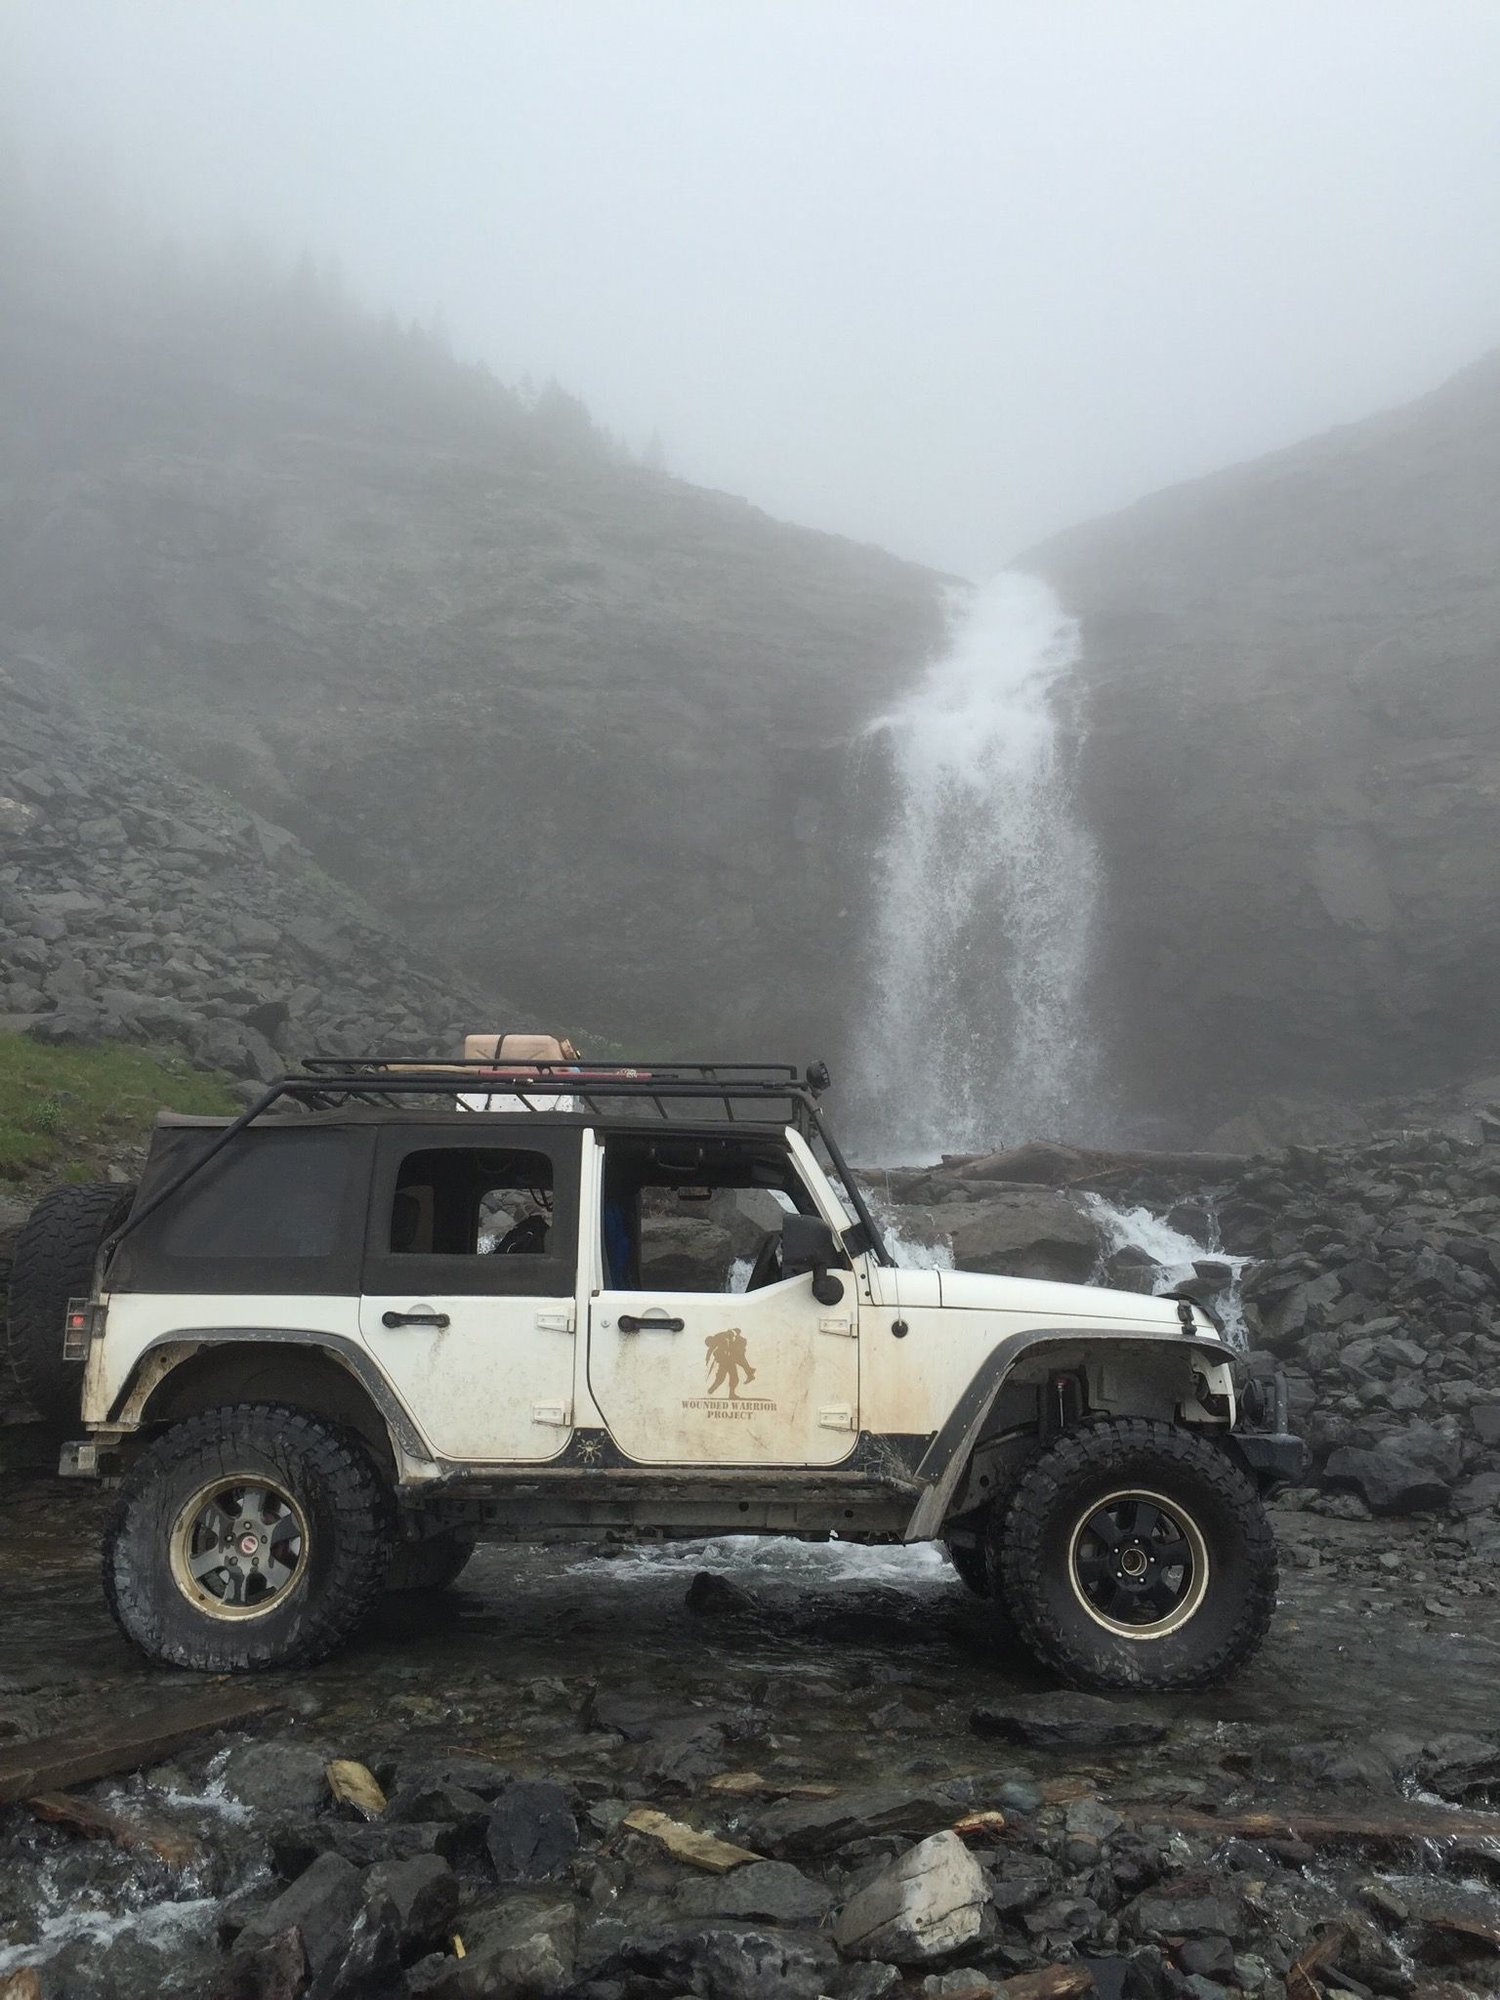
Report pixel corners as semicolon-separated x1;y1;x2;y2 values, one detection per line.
103;1403;394;1671
997;1418;1277;1691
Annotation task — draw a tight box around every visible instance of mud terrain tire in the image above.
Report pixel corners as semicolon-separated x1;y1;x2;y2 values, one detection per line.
103;1403;393;1671
5;1182;135;1423
998;1417;1277;1691
944;1536;996;1597
385;1532;476;1592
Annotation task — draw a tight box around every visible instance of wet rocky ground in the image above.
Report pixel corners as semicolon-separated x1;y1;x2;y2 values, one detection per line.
1;1476;1499;2000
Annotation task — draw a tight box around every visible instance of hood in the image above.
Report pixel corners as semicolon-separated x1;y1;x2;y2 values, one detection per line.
929;1266;1200;1328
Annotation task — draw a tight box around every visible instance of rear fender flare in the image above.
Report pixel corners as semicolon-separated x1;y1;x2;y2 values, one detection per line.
904;1326;1237;1541
107;1327;433;1473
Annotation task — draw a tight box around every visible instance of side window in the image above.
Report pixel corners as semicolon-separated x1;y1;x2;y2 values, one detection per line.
600;1138;819;1294
364;1137;577;1298
389;1148;554;1257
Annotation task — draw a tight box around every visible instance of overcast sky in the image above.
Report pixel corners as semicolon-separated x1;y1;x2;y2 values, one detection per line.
7;1;1500;575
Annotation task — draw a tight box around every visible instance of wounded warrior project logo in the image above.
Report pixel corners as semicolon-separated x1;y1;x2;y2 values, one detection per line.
682;1328;776;1419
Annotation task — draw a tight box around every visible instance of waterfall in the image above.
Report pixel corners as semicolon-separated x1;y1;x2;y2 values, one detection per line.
856;571;1101;1162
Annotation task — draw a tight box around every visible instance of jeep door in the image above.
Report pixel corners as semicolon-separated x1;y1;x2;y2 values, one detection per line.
585;1130;858;1466
358;1128;581;1462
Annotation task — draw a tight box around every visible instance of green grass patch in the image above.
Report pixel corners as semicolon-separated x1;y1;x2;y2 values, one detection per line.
0;1036;236;1184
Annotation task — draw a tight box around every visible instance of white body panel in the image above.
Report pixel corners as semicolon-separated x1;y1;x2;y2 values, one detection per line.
858;1271;1211;1439
588;1272;858;1465
358;1291;576;1461
85;1293;364;1423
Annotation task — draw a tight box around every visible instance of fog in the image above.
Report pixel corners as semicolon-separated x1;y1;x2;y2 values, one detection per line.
8;1;1500;574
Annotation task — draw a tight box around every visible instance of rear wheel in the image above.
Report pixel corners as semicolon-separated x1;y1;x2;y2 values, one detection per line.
5;1182;135;1422
998;1418;1277;1691
103;1403;393;1670
385;1531;476;1593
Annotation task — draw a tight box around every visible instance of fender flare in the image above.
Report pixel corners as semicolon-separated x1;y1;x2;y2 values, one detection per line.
903;1324;1237;1541
106;1326;433;1465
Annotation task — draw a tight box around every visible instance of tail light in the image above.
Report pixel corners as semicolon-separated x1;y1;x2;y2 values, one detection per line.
62;1298;102;1361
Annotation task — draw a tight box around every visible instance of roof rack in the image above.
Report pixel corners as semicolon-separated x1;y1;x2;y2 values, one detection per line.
293;1056;817;1127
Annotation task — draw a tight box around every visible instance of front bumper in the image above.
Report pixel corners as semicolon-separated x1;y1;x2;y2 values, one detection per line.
1233;1431;1309;1488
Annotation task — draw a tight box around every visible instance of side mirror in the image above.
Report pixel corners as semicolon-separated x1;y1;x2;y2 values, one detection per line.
781;1212;846;1306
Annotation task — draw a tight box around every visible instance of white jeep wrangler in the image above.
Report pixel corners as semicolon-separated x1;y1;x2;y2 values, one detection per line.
16;1045;1302;1689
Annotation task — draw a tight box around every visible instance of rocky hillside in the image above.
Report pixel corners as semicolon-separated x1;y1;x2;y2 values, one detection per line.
0;653;494;1080
1027;352;1500;1139
1;179;944;1065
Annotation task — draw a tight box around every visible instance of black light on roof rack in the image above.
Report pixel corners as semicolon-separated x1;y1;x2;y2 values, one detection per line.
805;1061;832;1096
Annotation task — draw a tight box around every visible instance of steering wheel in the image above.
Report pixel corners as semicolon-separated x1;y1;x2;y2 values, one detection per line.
745;1228;783;1292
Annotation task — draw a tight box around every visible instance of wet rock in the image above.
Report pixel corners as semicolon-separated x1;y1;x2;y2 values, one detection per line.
743;1783;958;1858
306;1891;404;2000
686;1570;756;1616
219;1740;337;1816
940;1193;1102;1283
1323;1442;1454;1514
586;1688;710;1741
362;1852;460;1951
1127;1884;1247;1942
426;1896;580;1999
833;1830;989;1964
1415;1733;1500;1805
485;1779;579;1882
970;1695;1168;1750
273;1817;462;1874
989;1853;1062;1915
635;1715;730;1792
213;1926;307;2000
1177;1936;1236;1979
582;1925;838;2000
1023;1892;1106;1946
386;1779;491;1827
825;1966;904;2000
235;1852;364;1977
673;1858;834;1925
388;1755;512;1802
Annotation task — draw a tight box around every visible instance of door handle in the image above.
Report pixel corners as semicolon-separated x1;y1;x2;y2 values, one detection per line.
381;1310;451;1329
617;1313;685;1333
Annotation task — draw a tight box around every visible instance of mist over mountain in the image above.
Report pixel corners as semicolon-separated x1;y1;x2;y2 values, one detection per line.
1035;353;1500;1141
1;167;944;1071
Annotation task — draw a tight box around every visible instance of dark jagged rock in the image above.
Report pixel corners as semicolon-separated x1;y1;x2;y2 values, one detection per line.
234;1852;364;1977
485;1779;579;1883
685;1571;756;1617
970;1696;1168;1751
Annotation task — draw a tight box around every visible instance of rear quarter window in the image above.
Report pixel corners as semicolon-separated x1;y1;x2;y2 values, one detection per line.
159;1133;350;1259
110;1126;371;1294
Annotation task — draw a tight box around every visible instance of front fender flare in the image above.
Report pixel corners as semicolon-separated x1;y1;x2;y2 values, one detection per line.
903;1325;1237;1541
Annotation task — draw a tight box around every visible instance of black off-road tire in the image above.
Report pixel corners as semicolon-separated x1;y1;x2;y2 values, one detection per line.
5;1181;135;1423
103;1403;394;1671
385;1531;477;1593
997;1418;1277;1692
944;1535;996;1598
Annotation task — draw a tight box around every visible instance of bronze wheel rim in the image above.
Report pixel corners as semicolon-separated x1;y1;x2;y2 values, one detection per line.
168;1475;309;1621
1067;1487;1210;1639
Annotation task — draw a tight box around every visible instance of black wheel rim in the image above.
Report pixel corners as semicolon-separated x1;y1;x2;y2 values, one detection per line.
1067;1487;1209;1638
